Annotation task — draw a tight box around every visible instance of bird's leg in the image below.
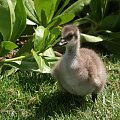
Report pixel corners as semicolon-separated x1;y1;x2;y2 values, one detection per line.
92;93;97;102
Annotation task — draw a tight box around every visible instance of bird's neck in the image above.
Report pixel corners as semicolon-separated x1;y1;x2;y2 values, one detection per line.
66;41;80;57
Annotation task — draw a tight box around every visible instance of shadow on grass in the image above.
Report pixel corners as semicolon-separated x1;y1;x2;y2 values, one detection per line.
34;91;93;119
18;72;55;93
17;71;94;119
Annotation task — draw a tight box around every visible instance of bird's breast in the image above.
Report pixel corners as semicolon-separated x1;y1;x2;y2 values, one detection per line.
59;59;95;96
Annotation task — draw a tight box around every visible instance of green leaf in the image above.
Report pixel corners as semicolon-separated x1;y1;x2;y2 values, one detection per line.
11;0;16;9
48;0;58;22
10;0;27;42
73;17;96;27
62;0;90;15
48;18;61;29
99;15;120;31
99;32;120;56
43;48;55;57
90;0;108;21
34;26;60;53
31;49;51;73
41;10;48;27
34;0;57;24
34;26;47;52
55;0;61;11
0;41;18;57
48;27;60;46
103;38;120;56
81;33;103;43
1;41;18;50
44;27;60;50
0;65;17;78
2;59;39;72
55;0;70;16
90;0;102;21
24;0;39;24
0;0;15;41
1;54;59;73
52;13;75;25
50;27;60;39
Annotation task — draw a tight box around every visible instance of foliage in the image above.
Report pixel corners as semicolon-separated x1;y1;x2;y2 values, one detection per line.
73;0;120;55
0;0;26;57
0;0;91;75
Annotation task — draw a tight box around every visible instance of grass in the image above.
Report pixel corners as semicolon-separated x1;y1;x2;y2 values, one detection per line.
0;55;120;120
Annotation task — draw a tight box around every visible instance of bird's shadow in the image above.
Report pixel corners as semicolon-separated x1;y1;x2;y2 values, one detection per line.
34;91;94;119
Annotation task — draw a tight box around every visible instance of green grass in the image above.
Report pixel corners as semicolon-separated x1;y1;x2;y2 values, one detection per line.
0;55;120;120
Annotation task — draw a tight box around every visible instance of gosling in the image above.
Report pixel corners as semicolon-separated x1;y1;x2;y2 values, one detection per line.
52;25;107;102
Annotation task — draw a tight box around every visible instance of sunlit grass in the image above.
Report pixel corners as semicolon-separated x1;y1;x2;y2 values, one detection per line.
0;55;120;119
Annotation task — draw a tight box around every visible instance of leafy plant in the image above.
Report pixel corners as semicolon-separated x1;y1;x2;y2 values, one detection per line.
73;0;120;55
0;0;26;57
0;0;91;76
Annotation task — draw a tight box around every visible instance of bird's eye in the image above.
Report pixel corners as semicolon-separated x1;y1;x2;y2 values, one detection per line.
66;34;73;41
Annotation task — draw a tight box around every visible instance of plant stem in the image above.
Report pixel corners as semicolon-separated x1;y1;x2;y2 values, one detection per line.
4;56;26;62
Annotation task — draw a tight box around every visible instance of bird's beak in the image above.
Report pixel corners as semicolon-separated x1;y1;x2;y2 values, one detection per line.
58;38;68;46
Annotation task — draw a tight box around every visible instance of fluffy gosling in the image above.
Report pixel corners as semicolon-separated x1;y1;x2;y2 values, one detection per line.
52;25;107;102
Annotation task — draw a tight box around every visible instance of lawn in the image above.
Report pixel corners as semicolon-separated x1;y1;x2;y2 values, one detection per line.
0;55;120;120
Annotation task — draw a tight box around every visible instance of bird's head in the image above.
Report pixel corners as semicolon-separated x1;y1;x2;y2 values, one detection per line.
59;25;80;48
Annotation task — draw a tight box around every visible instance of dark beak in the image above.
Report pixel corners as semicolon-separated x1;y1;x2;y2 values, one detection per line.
58;38;67;46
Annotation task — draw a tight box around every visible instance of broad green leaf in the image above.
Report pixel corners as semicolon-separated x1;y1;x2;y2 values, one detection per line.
103;38;120;56
48;0;58;23
41;27;60;50
0;65;17;78
50;27;60;39
62;0;90;15
3;60;39;72
43;48;55;57
0;41;18;57
55;0;61;11
31;49;51;73
100;32;120;56
34;26;45;52
0;0;15;41
73;17;95;26
2;54;59;73
11;0;16;9
81;33;103;43
48;18;61;29
43;56;60;69
34;0;57;24
10;0;27;42
90;0;108;21
41;10;48;27
99;15;120;31
1;41;18;50
55;0;70;16
47;27;60;46
90;0;102;21
43;28;50;49
52;13;75;25
34;26;58;53
34;26;50;52
24;0;39;24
